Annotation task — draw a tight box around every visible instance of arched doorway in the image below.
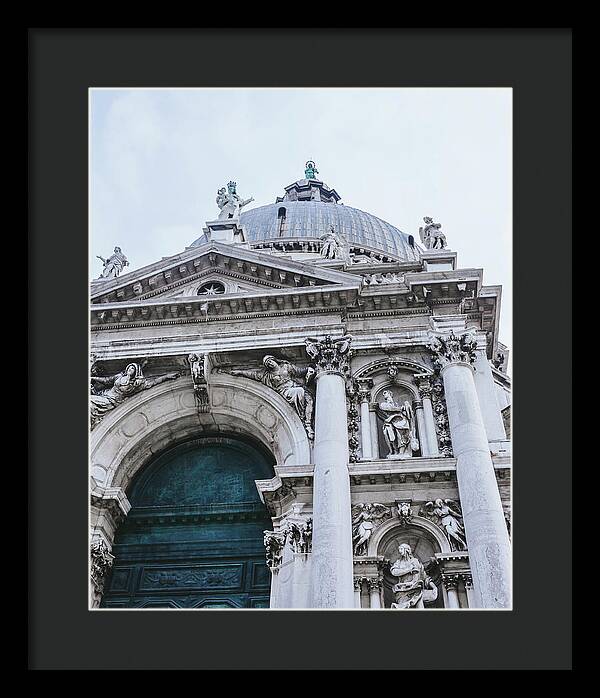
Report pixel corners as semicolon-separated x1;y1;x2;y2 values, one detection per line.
101;435;275;609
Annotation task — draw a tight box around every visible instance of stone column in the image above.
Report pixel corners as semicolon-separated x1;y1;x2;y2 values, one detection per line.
429;331;511;609
305;335;355;609
464;574;476;608
473;344;507;442
357;379;374;460
353;577;363;608
369;410;380;459
442;575;460;609
415;374;439;456
367;578;382;608
412;399;428;456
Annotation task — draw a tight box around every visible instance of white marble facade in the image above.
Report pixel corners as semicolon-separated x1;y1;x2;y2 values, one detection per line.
90;174;511;610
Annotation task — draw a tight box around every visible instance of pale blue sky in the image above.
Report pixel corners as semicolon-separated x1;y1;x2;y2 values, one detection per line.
90;88;512;353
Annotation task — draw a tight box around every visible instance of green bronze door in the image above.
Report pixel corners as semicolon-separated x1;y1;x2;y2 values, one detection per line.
101;436;274;609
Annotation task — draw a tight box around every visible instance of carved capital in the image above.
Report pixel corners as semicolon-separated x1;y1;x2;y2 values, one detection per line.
442;573;460;591
263;530;286;571
356;378;373;403
282;517;313;555
305;334;352;377
428;330;478;371
414;373;434;400
366;577;383;592
90;538;115;599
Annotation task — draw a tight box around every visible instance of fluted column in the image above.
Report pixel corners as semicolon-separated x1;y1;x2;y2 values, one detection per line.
305;335;354;608
442;575;460;608
357;379;373;460
415;374;439;456
429;331;511;609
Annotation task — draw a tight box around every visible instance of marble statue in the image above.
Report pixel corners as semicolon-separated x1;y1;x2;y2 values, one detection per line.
419;217;447;250
90;362;180;430
224;356;316;439
320;226;342;259
390;543;438;609
376;390;419;458
422;499;467;551
96;247;129;279
351;503;391;555
305;160;319;179
216;181;254;220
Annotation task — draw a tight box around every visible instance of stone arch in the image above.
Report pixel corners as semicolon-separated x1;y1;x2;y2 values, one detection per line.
368;515;451;557
91;373;311;493
353;357;433;381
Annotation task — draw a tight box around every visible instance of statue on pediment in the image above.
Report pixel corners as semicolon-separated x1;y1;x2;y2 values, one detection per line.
90;362;179;430
216;181;254;220
96;247;129;279
390;543;438;609
223;356;316;439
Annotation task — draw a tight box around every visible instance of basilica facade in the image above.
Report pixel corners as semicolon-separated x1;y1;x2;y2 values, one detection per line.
90;167;512;610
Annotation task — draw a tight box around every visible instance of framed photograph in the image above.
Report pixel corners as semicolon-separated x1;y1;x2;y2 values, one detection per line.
29;29;572;670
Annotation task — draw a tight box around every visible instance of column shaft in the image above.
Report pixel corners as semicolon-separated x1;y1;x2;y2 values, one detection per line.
369;584;382;609
473;349;507;442
359;399;373;460
311;371;354;608
421;396;440;456
413;401;429;456
441;362;511;608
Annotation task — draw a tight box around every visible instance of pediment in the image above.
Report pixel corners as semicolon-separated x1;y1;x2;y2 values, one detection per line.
91;241;362;306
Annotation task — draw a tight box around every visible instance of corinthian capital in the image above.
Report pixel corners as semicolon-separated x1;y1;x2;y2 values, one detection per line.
305;334;353;377
428;330;478;370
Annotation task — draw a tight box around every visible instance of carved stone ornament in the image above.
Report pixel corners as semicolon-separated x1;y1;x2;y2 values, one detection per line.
305;334;353;377
90;538;115;597
346;382;361;463
420;499;467;551
282;517;313;555
90;362;180;430
428;330;478;371
222;355;316;440
396;501;413;527
431;379;453;456
263;530;286;571
188;352;209;413
352;503;392;556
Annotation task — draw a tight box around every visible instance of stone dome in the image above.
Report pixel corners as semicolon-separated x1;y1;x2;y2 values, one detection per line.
192;176;420;261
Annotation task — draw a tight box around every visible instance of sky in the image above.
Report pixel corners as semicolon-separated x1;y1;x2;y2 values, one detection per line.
90;88;512;355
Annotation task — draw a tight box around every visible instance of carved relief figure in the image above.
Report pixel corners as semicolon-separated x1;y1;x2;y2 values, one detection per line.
418;216;447;250
389;543;438;609
96;246;129;279
421;499;467;551
352;503;391;555
376;390;419;458
224;356;315;439
90;362;180;430
216;180;254;220
188;353;209;412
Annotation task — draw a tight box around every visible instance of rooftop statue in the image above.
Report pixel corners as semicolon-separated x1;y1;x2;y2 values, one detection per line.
304;160;319;180
419;217;447;250
216;181;254;220
96;247;129;279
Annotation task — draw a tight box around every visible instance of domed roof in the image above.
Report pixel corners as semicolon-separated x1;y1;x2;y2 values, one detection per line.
239;199;419;261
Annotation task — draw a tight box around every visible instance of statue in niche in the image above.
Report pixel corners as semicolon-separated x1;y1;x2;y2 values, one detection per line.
419;217;447;250
351;503;392;556
223;355;316;439
216;181;254;220
389;543;438;609
376;390;419;459
90;362;180;430
421;499;467;551
96;246;129;279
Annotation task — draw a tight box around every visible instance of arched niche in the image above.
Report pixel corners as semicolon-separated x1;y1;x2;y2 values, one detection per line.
91;373;311;493
371;517;449;609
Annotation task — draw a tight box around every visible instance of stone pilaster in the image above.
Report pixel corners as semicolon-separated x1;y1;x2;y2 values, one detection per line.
305;335;354;608
429;331;511;609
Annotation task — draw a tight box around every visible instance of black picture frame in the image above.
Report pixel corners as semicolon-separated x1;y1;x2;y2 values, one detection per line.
29;28;572;671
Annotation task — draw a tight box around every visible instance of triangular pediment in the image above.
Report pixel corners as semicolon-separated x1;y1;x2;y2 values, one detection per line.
91;241;362;305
